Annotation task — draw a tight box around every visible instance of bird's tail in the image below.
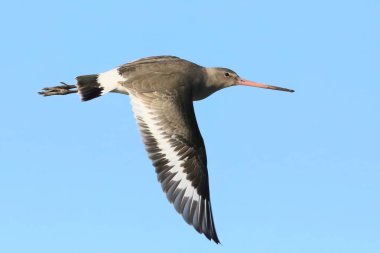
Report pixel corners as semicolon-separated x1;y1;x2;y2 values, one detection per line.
76;74;103;101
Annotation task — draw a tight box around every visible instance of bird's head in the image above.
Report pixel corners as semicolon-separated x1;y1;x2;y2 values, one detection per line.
208;67;295;92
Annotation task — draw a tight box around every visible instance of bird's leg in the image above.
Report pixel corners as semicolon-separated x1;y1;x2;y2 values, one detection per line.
38;82;78;97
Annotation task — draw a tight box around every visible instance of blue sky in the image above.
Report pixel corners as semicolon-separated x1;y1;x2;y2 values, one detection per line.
1;0;379;252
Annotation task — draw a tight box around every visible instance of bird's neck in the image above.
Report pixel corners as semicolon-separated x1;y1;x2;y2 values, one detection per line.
192;68;225;101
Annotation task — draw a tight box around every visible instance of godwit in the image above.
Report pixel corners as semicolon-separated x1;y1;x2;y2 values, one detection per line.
39;56;294;243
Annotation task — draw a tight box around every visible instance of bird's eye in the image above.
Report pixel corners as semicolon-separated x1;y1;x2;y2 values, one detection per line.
224;72;231;77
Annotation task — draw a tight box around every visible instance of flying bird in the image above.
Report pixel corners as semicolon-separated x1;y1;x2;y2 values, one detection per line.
39;56;294;243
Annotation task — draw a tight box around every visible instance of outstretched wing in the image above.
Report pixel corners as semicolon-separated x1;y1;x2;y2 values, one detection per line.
128;88;219;243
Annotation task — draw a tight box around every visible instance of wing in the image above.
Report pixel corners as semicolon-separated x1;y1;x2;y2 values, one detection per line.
128;88;220;243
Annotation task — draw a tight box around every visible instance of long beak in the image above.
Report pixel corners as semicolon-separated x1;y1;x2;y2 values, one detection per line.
237;79;294;92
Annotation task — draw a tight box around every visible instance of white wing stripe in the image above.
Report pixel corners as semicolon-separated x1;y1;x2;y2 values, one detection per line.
129;93;202;203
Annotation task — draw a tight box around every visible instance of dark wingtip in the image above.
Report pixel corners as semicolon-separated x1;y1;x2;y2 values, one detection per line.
213;237;221;245
204;231;220;244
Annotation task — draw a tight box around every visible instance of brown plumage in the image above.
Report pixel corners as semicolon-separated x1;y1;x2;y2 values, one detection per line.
39;56;294;243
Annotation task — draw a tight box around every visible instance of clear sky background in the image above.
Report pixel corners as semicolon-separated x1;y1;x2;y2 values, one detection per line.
1;1;379;252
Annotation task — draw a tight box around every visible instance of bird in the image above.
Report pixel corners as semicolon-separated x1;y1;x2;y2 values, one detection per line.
39;55;294;243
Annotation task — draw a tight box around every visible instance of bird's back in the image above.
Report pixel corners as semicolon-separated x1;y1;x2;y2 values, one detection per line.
118;56;205;93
